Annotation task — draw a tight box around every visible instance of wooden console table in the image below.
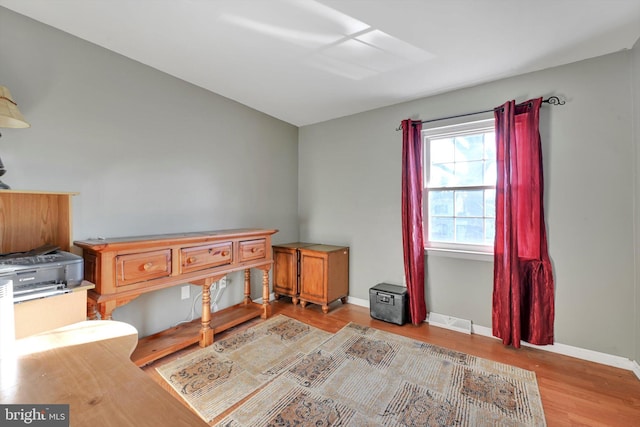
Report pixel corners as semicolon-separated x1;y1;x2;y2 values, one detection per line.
74;228;277;365
0;321;208;426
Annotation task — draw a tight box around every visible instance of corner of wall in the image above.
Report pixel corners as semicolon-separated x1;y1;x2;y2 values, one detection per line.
632;36;640;367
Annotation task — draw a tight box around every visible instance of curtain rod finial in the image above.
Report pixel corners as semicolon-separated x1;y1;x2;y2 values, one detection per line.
544;96;565;105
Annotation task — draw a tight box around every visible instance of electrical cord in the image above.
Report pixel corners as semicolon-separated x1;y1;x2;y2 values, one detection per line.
173;277;229;327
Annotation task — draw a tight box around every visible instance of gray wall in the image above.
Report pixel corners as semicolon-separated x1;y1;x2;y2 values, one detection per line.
633;38;640;365
299;50;638;360
0;8;299;337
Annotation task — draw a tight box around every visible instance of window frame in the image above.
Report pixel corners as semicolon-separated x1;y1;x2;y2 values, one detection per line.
422;118;496;259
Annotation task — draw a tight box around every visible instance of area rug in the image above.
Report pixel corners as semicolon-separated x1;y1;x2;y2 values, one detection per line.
156;315;333;422
215;322;546;426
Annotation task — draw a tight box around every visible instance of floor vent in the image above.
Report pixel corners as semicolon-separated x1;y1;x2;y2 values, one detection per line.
427;312;472;335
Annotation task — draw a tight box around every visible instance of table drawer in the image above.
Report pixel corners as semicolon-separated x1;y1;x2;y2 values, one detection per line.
180;242;233;274
116;250;171;287
239;239;266;262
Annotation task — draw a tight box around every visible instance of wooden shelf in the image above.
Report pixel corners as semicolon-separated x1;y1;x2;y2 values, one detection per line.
0;191;77;253
131;302;263;366
211;302;263;333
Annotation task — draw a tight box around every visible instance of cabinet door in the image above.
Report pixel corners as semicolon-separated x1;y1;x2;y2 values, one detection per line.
299;252;327;301
273;248;297;296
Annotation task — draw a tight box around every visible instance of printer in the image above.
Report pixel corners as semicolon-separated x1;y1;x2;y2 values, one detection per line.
0;246;84;303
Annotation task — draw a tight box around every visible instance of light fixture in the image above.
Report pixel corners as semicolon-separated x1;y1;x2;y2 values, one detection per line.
0;86;30;190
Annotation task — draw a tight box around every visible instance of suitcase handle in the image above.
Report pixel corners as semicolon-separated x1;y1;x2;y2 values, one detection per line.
376;292;394;305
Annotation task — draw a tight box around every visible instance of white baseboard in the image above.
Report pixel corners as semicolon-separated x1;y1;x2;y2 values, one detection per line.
464;323;640;379
346;295;368;307
632;360;640;380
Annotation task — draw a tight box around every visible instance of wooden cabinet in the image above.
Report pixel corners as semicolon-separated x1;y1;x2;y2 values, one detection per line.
273;242;349;313
299;245;349;313
74;228;277;366
272;242;315;304
0;190;94;338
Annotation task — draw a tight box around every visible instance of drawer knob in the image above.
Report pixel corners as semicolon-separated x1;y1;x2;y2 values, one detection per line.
251;247;258;253
221;251;229;257
143;262;153;271
187;256;197;264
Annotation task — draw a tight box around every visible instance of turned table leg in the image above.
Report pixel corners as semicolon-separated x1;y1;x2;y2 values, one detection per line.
87;300;99;320
97;301;117;320
199;278;214;347
261;267;272;318
243;269;252;305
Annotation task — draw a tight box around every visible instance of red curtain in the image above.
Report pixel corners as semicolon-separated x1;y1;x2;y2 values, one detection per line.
492;98;554;347
401;119;427;324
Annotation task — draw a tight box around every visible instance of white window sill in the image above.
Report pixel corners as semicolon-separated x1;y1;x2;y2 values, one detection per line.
426;247;494;262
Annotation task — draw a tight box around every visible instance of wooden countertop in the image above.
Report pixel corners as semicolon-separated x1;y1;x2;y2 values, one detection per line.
74;228;277;249
0;321;208;426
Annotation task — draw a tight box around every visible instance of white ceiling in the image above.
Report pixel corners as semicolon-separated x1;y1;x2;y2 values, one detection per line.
2;0;640;126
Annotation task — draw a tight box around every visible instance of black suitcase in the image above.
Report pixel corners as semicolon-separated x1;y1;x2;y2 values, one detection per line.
369;283;409;325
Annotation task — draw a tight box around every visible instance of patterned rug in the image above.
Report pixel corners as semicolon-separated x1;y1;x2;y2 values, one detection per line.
215;322;546;426
156;315;333;422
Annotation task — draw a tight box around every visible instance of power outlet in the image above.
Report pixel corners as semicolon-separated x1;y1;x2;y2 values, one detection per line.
181;285;190;300
219;276;227;289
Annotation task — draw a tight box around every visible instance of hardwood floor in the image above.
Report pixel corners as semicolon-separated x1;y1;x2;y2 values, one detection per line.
143;300;640;426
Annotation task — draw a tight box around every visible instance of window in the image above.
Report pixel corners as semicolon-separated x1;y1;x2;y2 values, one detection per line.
423;118;496;255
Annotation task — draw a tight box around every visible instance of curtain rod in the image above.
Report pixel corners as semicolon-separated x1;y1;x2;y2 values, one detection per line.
396;96;565;131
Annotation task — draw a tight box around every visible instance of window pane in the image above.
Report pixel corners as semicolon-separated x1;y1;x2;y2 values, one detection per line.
430;162;455;187
485;189;495;218
455;190;484;217
430;138;454;163
485;218;495;245
484;159;496;185
430;217;454;242
455;218;484;244
429;190;453;216
455;134;484;161
455;160;484;186
484;132;495;156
